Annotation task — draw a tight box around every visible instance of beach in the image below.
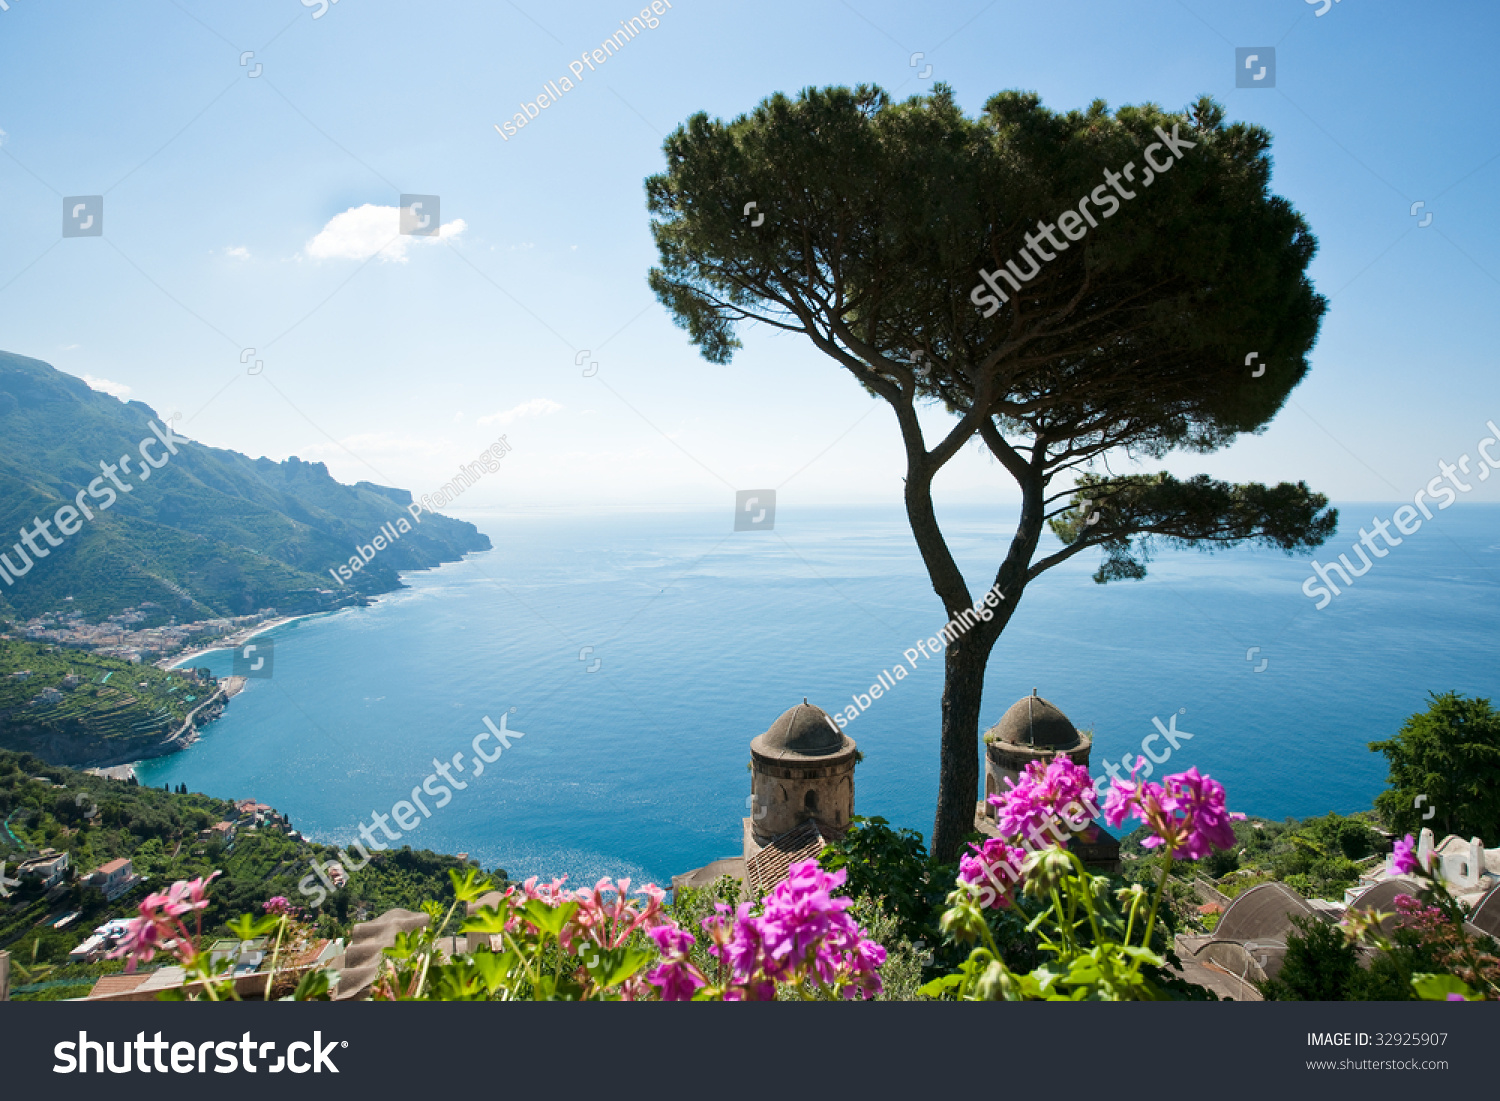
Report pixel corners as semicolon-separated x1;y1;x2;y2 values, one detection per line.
162;614;325;670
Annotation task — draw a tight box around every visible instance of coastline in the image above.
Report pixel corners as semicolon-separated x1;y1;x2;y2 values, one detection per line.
162;613;328;670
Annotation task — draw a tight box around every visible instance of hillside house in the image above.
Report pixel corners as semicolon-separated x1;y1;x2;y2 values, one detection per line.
17;849;69;889
87;858;141;901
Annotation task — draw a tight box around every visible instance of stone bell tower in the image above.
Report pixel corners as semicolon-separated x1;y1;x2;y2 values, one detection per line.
746;699;858;853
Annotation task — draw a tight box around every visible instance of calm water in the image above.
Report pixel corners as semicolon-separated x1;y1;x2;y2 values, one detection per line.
137;504;1500;887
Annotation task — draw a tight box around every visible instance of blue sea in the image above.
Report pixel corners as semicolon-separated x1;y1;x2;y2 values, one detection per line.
136;504;1500;888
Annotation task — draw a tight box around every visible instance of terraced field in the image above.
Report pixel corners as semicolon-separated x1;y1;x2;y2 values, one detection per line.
0;640;217;765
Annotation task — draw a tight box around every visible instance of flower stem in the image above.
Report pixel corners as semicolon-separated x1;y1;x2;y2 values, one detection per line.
264;916;286;1002
1140;852;1173;955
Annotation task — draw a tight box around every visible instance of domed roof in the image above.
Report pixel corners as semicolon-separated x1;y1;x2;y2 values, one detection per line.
987;692;1082;749
751;700;853;759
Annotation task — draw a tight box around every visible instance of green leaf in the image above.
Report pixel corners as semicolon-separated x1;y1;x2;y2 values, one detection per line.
291;968;334;1001
1411;973;1477;1001
918;973;966;997
520;898;578;938
580;946;653;990
448;866;495;904
460;904;511;935
470;950;520;997
226;912;278;940
384;929;424;961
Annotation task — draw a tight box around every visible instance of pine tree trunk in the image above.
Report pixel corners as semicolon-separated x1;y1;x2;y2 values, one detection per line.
931;632;995;863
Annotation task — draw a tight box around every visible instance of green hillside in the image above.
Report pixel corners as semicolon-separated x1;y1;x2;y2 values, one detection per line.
0;640;217;766
0;749;502;1000
0;350;491;621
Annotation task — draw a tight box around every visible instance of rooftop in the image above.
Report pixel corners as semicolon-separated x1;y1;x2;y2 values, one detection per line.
985;691;1085;750
750;700;854;760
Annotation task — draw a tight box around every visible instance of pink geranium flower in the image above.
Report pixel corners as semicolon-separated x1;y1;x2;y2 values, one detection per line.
715;862;885;998
958;838;1027;909
1391;834;1425;876
108;872;220;972
644;925;704;1002
990;757;1099;843
1106;767;1243;861
108;914;163;971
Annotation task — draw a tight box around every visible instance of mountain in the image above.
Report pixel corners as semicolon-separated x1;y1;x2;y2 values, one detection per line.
0;350;490;621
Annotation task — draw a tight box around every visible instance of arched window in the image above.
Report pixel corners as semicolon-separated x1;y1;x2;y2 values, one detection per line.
804;789;819;813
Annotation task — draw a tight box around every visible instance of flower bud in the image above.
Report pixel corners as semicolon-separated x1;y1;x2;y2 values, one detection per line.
938;886;988;943
1021;847;1072;899
975;959;1012;1001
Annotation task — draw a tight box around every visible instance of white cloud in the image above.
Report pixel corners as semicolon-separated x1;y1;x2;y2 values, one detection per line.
478;398;562;427
305;204;467;263
224;246;251;260
83;375;131;399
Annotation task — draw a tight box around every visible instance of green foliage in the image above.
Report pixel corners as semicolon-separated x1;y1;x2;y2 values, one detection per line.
845;896;930;1001
1371;692;1500;841
1410;973;1477;1001
1258;915;1360;1001
1122;812;1380;907
1267;915;1487;1002
925;848;1201;1001
819;816;933;945
1354;927;1441;1001
0;747;504;985
383;870;657;1002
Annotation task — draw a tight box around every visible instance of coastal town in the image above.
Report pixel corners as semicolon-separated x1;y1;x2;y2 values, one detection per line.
0;604;313;669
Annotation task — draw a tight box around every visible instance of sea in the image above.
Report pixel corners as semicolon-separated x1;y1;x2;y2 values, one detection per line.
135;503;1500;889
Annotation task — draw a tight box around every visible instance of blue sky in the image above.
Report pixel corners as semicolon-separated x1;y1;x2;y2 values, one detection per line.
1;0;1497;517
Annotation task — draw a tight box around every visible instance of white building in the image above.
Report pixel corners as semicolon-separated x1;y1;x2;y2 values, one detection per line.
1347;827;1500;907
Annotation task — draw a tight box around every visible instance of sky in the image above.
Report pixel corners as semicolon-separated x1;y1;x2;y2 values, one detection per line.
1;0;1497;520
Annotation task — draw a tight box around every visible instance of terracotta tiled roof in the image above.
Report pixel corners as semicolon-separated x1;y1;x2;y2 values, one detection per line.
745;820;826;897
88;973;151;997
